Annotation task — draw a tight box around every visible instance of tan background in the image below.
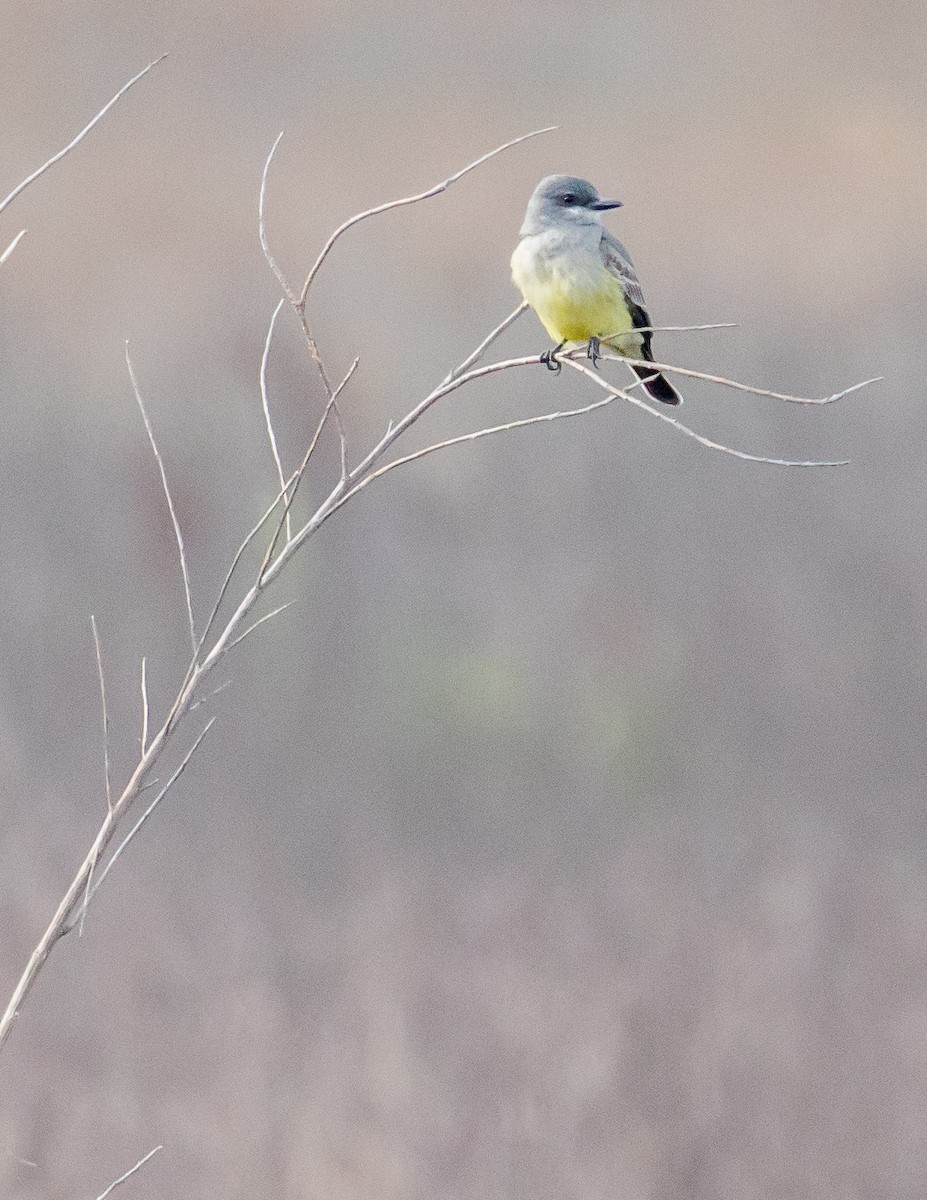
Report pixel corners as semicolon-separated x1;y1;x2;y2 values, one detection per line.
2;1;927;1196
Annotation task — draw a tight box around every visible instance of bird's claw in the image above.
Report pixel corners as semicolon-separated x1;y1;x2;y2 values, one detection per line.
541;343;565;373
586;337;601;368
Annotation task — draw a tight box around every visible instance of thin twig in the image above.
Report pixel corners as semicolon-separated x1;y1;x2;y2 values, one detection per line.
438;315;735;388
563;358;850;465
260;297;291;540
594;349;881;406
73;721;215;927
226;601;296;652
258;357;359;581
77;857;95;941
1;129;870;1060
93;1144;163;1200
442;302;528;384
0;230;27;263
323;358;845;523
89;616;112;812
258;133;298;306
298;126;558;306
606;322;738;337
0;58;167;217
197;469;299;657
438;313;736;390
126;346;197;655
257;132;344;459
343;354;539;491
140;657;150;752
188;679;232;712
326;391;622;516
80;617;111;939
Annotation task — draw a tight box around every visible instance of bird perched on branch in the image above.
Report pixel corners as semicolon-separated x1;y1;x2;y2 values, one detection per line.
511;174;682;405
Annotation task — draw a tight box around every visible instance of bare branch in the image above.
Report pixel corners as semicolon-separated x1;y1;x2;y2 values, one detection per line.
81;616;111;935
260;297;291;541
563;358;850;466
259;357;360;582
262;131;547;476
0;229;27;264
595;349;881;406
2;128;869;1060
140;657;150;753
198;469;299;656
342;353;540;493
188;679;232;712
0;57;167;217
298;126;558;306
323;352;846;523
226;601;296;652
442;302;528;384
327;390;623;516
438;312;737;389
258;132;298;306
93;1144;163;1200
77;851;97;940
294;354;359;482
73;721;216;927
126;346;197;656
608;322;738;336
89;616;113;812
258;131;343;452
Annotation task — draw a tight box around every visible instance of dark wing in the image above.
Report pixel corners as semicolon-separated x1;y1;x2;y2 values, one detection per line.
601;230;653;350
601;230;682;405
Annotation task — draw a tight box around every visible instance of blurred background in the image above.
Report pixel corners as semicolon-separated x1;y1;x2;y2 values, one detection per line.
2;0;927;1195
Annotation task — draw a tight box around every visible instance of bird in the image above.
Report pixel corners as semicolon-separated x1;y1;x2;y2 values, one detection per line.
511;174;682;405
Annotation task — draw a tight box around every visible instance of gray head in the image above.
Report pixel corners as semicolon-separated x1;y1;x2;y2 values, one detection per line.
520;174;622;236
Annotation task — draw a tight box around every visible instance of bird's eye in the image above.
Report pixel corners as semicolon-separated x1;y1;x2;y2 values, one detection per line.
561;193;576;205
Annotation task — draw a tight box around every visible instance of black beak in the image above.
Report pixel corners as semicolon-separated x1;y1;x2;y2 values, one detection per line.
590;198;623;211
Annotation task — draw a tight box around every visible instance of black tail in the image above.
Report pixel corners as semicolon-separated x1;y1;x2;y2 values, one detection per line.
631;363;683;406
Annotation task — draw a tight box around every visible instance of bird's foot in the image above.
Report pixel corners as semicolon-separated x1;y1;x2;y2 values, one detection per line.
586;337;601;368
540;342;565;373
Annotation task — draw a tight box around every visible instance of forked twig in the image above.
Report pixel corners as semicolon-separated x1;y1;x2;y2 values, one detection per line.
442;302;528;385
258;357;360;582
261;128;556;462
188;679;232;712
326;390;623;517
595;349;881;406
71;721;215;929
322;348;849;523
438;313;738;388
258;134;344;450
226;601;296;652
197;468;299;658
298;127;558;306
564;358;850;466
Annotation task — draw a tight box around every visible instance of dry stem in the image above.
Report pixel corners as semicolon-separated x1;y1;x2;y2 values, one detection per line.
0;129;876;1057
0;58;166;266
93;1145;163;1200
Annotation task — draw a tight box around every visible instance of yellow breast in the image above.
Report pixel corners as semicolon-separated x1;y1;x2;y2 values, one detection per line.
511;237;636;347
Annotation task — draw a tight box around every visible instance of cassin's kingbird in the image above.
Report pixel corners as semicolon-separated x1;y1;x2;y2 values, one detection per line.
511;174;682;405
